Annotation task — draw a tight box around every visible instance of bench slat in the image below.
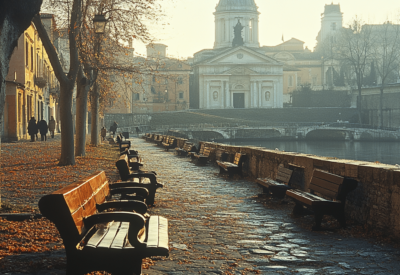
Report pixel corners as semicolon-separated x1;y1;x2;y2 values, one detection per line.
147;216;159;248
309;184;339;200
313;169;343;185
86;224;110;248
97;222;121;248
111;222;129;249
158;216;169;249
310;177;341;193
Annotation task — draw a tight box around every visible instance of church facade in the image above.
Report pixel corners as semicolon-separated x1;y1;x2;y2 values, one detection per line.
191;0;284;109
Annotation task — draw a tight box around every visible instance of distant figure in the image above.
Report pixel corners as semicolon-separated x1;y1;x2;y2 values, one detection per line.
38;119;48;141
48;116;56;138
27;117;38;142
136;126;140;137
110;121;118;136
101;127;107;141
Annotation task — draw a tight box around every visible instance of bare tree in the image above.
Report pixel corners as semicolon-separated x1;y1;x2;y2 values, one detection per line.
0;0;43;156
370;22;400;128
335;17;375;124
33;0;82;165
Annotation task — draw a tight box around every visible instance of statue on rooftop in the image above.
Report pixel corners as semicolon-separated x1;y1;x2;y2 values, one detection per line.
232;20;244;47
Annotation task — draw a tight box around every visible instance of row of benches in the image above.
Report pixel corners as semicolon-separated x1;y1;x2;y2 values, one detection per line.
39;134;169;275
145;132;359;231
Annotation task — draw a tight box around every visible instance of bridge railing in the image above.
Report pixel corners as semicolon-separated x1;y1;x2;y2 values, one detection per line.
326;122;400;132
154;122;327;130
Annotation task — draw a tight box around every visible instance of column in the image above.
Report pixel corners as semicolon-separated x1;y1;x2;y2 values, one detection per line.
258;81;262;108
206;81;210;109
222;81;225;108
250;81;253;108
253;82;257;108
225;81;230;108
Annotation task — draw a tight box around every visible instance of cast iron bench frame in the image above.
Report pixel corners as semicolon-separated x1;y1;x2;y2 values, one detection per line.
216;152;246;178
116;154;163;206
256;165;294;198
286;169;358;230
38;171;169;275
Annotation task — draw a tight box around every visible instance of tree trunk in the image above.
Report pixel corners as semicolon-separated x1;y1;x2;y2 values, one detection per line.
59;83;75;165
91;83;100;146
75;76;90;156
380;87;384;129
357;86;363;125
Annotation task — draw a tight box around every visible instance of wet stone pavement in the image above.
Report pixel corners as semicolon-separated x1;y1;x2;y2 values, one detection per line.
5;137;400;275
137;138;400;275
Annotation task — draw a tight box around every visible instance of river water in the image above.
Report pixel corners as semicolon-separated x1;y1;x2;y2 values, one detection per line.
227;140;400;165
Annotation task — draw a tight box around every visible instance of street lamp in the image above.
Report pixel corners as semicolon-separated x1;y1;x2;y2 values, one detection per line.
93;14;107;34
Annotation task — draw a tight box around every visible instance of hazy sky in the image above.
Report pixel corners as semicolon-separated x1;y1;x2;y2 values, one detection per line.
133;0;400;59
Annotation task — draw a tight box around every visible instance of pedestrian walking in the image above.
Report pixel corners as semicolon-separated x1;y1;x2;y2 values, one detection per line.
48;116;56;138
136;126;140;137
101;127;107;141
38;119;48;141
111;121;118;136
28;117;38;142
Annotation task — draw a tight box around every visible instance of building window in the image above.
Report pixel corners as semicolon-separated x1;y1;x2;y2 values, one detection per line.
151;86;156;94
31;46;34;71
152;75;156;82
179;92;184;99
288;75;293;87
133;93;140;101
178;77;183;84
25;42;29;68
312;76;317;85
213;91;218;101
297;77;301;86
331;22;337;31
164;78;168;84
265;91;270;101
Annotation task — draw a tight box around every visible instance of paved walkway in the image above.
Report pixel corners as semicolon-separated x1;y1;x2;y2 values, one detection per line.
136;138;400;275
3;137;400;275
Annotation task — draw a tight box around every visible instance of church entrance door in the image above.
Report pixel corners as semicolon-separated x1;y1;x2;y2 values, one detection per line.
233;93;245;108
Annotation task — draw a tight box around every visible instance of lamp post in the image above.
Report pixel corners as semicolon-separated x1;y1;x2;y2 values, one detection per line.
91;14;107;146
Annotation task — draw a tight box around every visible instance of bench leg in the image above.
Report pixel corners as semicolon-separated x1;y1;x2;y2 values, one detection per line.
292;202;305;217
312;210;324;231
336;207;347;229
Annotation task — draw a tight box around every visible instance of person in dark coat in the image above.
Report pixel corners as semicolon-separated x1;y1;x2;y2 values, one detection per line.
111;121;118;136
28;117;38;142
38;119;48;141
48;116;56;138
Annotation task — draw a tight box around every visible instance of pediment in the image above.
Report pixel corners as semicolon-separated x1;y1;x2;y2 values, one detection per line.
205;46;281;65
222;66;258;75
273;51;296;61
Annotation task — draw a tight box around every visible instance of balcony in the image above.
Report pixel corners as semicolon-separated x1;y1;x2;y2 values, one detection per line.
35;76;47;88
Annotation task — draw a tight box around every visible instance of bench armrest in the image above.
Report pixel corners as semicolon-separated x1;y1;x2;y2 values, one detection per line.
125;173;158;185
96;200;148;215
109;187;149;198
112;181;163;189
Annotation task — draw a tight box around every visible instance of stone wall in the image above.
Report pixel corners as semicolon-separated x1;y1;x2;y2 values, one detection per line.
175;139;400;238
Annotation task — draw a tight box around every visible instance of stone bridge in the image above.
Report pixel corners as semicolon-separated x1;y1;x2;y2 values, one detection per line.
169;124;400;141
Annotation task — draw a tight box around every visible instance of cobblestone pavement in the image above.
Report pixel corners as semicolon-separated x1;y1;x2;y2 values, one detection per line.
136;138;400;275
3;137;400;275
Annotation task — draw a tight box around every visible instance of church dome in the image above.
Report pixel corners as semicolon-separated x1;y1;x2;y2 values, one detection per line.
216;0;258;12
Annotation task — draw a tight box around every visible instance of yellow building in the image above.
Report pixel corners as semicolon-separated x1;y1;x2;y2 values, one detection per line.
263;38;324;104
3;18;59;141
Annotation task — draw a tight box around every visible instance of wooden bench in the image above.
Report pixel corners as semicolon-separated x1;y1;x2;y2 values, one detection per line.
39;171;169;275
145;133;154;142
175;142;196;157
193;146;214;165
286;169;358;230
216;153;246;178
121;148;143;171
116;154;163;206
256;165;294;198
189;143;203;159
215;148;228;162
153;135;164;146
162;137;176;151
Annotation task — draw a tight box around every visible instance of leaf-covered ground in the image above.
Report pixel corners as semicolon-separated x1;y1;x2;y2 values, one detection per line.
0;136;120;274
